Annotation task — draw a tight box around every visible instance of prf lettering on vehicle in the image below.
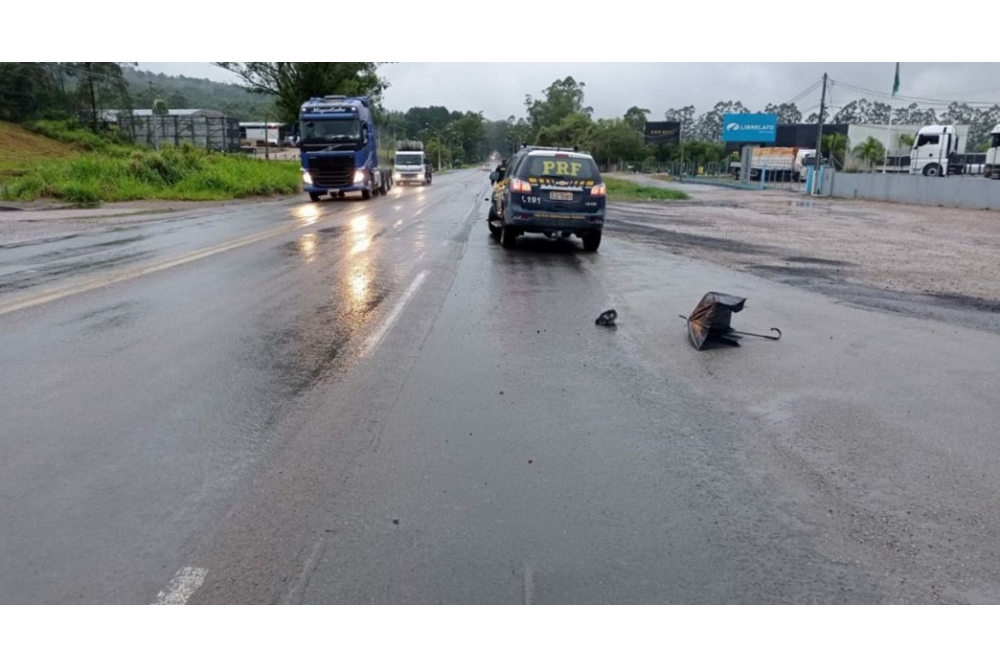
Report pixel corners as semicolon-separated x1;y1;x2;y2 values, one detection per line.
541;160;583;176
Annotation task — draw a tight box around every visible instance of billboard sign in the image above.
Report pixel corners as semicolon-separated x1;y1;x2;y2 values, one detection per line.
722;113;778;143
644;121;681;145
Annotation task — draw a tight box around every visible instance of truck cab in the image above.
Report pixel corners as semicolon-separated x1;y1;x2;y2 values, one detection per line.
909;125;963;177
298;95;391;202
986;124;1000;179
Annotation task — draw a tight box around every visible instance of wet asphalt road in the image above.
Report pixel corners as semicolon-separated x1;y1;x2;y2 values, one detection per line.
2;169;999;604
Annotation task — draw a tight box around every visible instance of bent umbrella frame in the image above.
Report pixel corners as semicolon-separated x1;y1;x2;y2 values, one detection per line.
679;292;781;350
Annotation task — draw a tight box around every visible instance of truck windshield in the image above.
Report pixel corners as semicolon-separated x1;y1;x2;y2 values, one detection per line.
992;134;1000;149
395;154;423;166
300;119;361;143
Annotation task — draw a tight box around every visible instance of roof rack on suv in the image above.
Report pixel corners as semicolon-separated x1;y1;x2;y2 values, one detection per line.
519;144;586;153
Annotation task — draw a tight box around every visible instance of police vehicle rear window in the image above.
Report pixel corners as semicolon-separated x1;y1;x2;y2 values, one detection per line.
521;156;599;179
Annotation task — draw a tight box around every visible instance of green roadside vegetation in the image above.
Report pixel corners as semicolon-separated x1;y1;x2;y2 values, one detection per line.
604;177;688;201
0;120;79;182
1;120;300;204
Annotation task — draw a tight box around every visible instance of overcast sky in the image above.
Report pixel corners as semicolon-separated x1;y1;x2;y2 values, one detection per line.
135;63;1000;120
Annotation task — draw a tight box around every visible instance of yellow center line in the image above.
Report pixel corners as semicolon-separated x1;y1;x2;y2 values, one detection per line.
0;219;319;317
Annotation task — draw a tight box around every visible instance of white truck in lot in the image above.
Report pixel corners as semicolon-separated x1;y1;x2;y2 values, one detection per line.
908;124;987;176
393;140;432;186
729;146;819;182
985;124;1000;179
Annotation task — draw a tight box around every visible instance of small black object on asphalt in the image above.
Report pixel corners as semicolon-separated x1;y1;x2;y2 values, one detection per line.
595;309;618;327
679;292;781;350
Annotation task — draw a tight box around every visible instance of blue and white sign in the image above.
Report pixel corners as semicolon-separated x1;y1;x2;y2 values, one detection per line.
722;113;778;142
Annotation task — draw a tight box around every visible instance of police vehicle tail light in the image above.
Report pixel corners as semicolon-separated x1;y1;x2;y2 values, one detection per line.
590;183;607;197
353;169;366;184
510;178;532;193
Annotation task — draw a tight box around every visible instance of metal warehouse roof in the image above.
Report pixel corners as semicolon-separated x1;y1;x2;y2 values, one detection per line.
102;109;227;121
128;109;225;117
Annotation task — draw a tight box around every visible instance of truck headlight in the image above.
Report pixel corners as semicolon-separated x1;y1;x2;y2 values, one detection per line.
354;169;366;184
302;170;313;185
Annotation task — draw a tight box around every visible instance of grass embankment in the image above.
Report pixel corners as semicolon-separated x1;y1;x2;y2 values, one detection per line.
0;120;79;182
604;176;689;201
1;120;301;204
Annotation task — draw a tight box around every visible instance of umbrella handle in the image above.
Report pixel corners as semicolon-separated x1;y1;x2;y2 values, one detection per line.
730;327;782;340
681;315;781;341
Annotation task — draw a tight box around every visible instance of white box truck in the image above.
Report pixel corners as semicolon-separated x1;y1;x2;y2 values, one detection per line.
393;140;432;186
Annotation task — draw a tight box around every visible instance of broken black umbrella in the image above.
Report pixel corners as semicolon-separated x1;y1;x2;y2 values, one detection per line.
679;292;781;349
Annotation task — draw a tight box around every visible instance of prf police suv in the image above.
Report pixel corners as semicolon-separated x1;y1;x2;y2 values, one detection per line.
488;147;606;251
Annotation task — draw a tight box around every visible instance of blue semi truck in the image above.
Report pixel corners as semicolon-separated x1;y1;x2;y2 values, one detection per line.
298;95;392;202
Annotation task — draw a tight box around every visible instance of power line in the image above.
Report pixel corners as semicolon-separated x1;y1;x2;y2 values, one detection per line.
830;78;1000;107
784;79;822;107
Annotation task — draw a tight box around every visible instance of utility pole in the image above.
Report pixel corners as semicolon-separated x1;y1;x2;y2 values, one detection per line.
85;63;99;134
813;72;828;195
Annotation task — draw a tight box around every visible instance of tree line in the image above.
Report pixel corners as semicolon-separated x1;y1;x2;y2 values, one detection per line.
666;98;1000;152
0;62;131;132
4;63;999;163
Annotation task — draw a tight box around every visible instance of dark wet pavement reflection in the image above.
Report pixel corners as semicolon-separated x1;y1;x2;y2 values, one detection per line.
0;171;487;603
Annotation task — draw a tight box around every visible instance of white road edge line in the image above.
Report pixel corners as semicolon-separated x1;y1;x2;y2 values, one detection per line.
153;566;208;605
358;270;429;358
523;563;535;605
464;199;478;221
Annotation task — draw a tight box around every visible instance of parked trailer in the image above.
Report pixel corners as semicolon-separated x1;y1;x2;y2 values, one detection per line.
729;146;816;182
239;122;283;147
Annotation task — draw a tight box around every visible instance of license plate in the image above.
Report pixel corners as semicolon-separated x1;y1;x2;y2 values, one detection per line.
549;191;573;201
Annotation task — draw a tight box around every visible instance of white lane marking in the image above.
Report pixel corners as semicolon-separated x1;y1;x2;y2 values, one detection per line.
358;270;428;358
281;538;326;605
0;220;320;317
154;566;208;605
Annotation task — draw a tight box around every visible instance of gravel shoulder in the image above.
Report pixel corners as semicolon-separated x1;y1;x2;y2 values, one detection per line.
608;174;1000;332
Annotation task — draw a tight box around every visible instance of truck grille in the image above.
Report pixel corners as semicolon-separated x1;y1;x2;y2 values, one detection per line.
307;155;354;188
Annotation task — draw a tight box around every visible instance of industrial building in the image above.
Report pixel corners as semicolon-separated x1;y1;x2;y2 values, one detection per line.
110;108;241;152
726;122;970;170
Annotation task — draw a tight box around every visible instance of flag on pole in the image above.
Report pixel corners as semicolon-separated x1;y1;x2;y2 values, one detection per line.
892;62;900;96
